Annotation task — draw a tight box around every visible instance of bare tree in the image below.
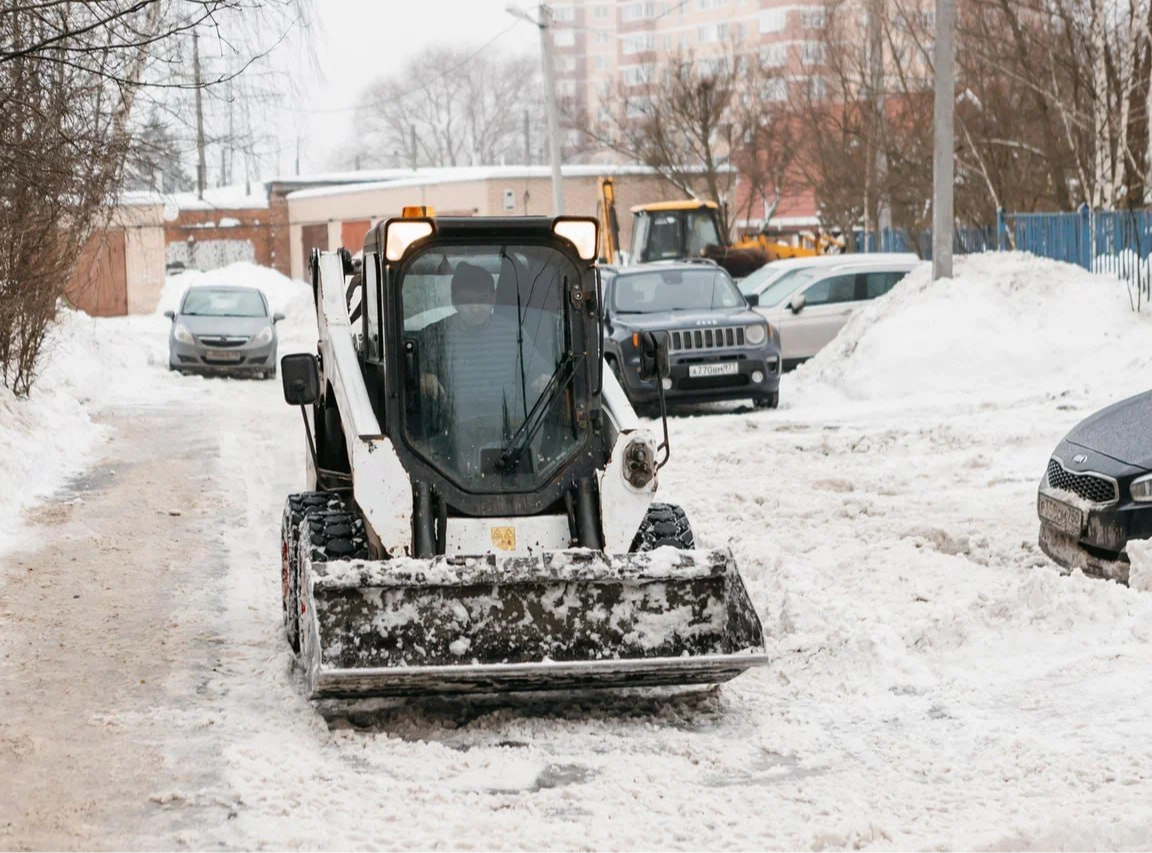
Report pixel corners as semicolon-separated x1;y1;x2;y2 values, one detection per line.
338;46;544;170
581;48;792;238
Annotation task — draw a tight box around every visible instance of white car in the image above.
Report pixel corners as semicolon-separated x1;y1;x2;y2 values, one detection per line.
743;257;924;368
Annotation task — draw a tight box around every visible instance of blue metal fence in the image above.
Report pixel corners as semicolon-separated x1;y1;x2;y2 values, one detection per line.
998;207;1152;310
851;207;1151;310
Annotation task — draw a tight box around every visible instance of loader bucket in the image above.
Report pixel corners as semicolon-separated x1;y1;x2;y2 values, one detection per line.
297;542;769;699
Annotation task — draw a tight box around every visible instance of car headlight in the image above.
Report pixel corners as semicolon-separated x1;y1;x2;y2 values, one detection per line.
1132;473;1152;502
745;323;767;346
173;323;194;344
251;325;274;346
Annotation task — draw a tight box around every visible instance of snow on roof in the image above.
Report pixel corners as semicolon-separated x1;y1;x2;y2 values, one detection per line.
284;164;685;202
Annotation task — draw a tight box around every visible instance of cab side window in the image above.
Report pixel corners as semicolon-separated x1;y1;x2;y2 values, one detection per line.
803;273;857;306
863;270;907;300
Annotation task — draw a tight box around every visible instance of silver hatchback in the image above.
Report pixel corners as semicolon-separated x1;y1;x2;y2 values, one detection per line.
165;285;283;379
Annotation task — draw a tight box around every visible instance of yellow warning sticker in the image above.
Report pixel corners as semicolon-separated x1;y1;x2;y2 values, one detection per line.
491;526;516;551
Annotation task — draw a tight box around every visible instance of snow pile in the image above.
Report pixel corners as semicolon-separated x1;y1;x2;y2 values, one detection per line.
793;252;1152;406
1128;539;1152;591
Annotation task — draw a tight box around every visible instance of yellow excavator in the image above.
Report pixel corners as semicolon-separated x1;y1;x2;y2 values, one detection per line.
596;177;842;277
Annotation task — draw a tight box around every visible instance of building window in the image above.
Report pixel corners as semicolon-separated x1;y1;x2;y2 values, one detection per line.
697;22;729;43
800;7;826;29
760;8;787;33
622;1;656;22
623;33;656;54
760;43;787;67
551;4;575;22
764;78;787;101
556;56;577;73
553;29;575;47
594;4;609;17
802;41;825;64
696;0;727;8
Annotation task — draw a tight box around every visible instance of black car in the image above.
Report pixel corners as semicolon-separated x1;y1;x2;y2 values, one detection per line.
1037;389;1152;580
602;261;782;413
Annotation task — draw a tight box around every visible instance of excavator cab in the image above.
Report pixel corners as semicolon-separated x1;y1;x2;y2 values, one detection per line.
630;201;726;263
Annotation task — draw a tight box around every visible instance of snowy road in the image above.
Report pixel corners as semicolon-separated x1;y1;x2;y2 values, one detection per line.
4;256;1152;849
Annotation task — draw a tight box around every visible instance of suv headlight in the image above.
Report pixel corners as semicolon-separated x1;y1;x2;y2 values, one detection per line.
1132;473;1152;502
745;323;767;346
251;325;274;346
173;323;194;344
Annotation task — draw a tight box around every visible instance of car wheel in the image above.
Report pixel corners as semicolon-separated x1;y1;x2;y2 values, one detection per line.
754;392;779;410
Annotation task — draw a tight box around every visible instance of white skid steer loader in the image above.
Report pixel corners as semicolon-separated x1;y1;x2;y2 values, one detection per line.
279;209;769;699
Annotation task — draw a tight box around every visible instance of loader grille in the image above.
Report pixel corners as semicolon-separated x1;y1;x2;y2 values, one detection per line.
670;327;745;352
1046;458;1117;505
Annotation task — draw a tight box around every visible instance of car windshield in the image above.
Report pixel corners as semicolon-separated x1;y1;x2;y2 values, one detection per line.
737;263;797;296
400;243;583;494
612;268;745;313
755;269;818;307
181;288;267;317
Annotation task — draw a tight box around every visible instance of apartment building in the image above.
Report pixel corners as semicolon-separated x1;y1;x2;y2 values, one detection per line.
551;0;832;126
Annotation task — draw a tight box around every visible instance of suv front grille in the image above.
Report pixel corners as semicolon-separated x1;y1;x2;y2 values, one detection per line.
1046;458;1117;505
670;327;744;352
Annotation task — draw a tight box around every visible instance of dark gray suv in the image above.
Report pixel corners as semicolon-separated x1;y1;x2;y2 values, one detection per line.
602;262;781;413
165;285;283;379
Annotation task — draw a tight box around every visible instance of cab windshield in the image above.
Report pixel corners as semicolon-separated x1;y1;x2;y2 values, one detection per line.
400;244;583;494
612;268;745;313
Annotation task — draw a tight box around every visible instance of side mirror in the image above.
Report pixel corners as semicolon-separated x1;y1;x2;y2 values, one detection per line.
744;292;760;308
788;293;806;314
163;310;175;320
637;331;670;381
281;353;320;405
272;312;286;323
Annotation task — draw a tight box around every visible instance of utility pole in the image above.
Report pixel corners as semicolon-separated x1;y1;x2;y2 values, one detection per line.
192;29;206;199
932;0;955;279
524;110;531;165
410;124;418;171
507;3;565;215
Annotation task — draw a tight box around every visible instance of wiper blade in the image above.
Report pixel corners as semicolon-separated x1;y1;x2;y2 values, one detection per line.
496;352;581;473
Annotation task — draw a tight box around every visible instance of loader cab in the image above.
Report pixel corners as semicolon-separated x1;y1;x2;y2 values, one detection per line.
630;201;726;264
360;215;605;518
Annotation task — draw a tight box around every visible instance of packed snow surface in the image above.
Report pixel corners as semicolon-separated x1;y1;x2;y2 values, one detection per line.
6;252;1152;849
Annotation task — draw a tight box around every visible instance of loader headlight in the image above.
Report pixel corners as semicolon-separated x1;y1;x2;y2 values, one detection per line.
251;325;274;346
173;323;194;344
745;323;767;346
1132;473;1152;502
553;218;598;261
385;219;434;261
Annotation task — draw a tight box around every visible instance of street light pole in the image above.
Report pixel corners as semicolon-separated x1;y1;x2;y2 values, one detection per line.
507;3;565;215
931;0;955;279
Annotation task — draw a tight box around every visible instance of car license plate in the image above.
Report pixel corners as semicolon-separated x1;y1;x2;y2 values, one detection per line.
205;350;242;362
688;362;738;378
1038;493;1085;536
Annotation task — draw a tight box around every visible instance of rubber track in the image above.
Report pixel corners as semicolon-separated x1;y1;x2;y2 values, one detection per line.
281;491;358;652
629;502;696;552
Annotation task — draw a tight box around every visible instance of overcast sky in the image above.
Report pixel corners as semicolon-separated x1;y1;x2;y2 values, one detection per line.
272;0;540;175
